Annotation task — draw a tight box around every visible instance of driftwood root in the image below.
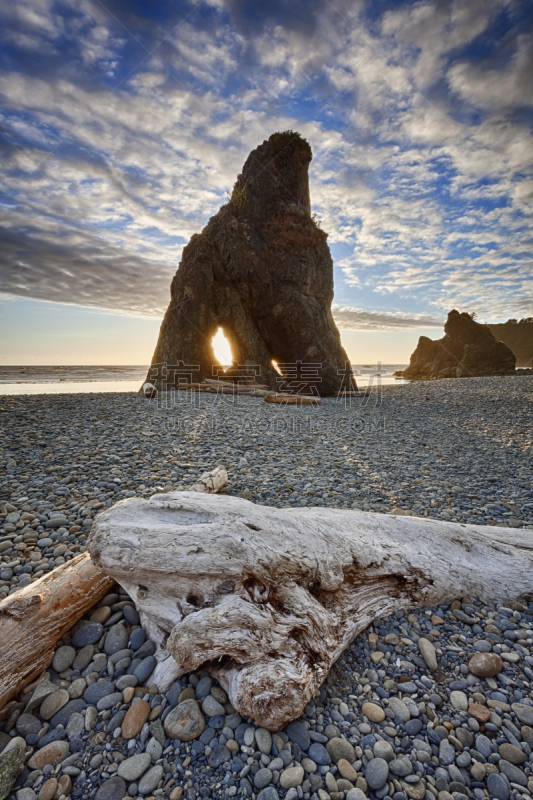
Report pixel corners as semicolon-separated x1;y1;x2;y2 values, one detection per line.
88;492;533;729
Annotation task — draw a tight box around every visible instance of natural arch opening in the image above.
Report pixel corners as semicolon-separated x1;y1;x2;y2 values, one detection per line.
212;327;233;367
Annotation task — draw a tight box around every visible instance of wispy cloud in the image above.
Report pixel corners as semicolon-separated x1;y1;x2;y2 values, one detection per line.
333;306;443;331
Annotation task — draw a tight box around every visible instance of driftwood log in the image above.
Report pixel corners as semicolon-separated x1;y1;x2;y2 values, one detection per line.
88;491;533;729
0;469;227;711
0;554;113;710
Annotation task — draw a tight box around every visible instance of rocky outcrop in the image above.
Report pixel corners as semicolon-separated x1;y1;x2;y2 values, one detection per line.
402;310;516;380
488;318;533;368
146;132;355;396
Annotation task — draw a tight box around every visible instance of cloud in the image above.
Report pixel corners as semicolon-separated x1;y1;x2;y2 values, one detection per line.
0;0;531;329
332;306;444;331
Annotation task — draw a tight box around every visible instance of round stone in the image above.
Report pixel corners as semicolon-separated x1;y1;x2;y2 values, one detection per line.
286;720;310;751
255;728;272;755
104;624;129;655
90;606;112;624
194;676;212;700
400;778;425;800
97;691;122;711
68;678;87;700
362;702;385;723
55;776;71;798
138;765;163;795
94;777;126;800
66;712;84;740
474;734;492;758
512;703;533;726
27;741;69;770
84;682;115;706
499;758;527;786
345;791;367;800
308;743;331;765
72;645;95;671
280;766;304;789
365;757;389;789
521;726;533;747
404;719;422;736
15;714;42;738
211;686;227;704
15;790;35;800
254;768;273;789
468;652;503;678
52;646;76;673
123;605;140;625
470;761;486;781
373;740;394;762
498;743;526;764
121;700;151;739
71;623;103;647
40;689;69;721
257;788;278;800
439;739;455;766
133;656;156;686
201;694;225;717
326;737;356;764
388;697;410;722
117;753;151;781
37;778;57;800
164;699;205;741
337;759;358;782
418;638;437;671
129;628;145;651
208;744;231;768
50;698;86;728
450;690;468;711
468;703;490;723
486;773;510;800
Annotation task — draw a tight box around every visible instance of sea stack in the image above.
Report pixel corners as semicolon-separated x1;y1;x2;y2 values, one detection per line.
146;131;354;395
402;309;516;380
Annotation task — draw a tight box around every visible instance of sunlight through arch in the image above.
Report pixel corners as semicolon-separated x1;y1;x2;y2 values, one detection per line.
212;327;233;367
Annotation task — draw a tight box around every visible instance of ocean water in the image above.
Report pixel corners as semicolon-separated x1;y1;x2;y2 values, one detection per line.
0;364;409;395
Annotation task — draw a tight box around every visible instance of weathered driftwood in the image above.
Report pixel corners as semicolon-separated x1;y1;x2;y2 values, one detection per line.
88;492;533;729
264;394;321;405
0;554;113;711
142;382;157;398
189;467;228;494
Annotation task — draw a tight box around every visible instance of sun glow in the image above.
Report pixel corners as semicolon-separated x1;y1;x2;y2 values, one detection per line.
212;327;233;366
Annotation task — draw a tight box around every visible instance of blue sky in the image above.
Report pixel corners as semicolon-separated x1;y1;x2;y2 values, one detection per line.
0;0;532;364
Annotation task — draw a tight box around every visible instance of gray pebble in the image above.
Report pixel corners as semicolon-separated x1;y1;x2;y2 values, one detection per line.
117;753;151;781
104;624;129;655
364;757;389;789
138;765;163;795
71;623;103;647
201;694;225;717
254;768;273;789
94;776;127;800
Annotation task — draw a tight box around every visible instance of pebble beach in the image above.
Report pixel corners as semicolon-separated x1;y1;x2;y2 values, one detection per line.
1;375;533;800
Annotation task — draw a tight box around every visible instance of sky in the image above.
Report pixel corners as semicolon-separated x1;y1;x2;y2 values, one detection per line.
0;0;532;365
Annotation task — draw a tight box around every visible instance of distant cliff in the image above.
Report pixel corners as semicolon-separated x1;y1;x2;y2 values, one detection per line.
401;310;515;380
488;318;533;368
